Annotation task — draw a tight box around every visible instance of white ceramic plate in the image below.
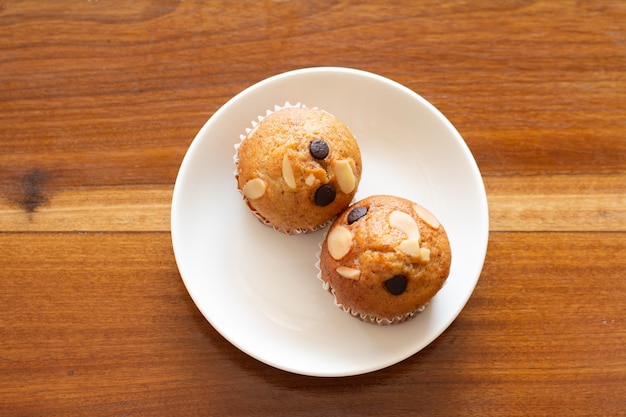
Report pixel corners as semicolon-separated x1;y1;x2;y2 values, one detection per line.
171;67;489;377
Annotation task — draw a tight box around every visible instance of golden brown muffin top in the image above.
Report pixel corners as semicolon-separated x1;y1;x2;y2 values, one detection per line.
319;195;451;322
236;107;362;233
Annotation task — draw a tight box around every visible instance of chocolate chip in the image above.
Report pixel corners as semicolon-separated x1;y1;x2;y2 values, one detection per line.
384;275;407;296
310;140;329;159
347;206;368;224
314;184;336;206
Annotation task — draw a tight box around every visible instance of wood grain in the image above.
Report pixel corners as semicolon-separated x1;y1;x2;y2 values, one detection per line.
1;173;625;233
0;0;624;415
486;173;626;232
1;232;624;416
0;184;173;232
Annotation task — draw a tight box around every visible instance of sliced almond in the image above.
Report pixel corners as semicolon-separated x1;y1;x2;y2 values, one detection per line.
332;159;356;194
413;204;440;229
397;239;421;257
389;210;420;241
327;225;352;260
242;178;266;199
305;173;316;186
336;266;361;280
420;247;431;262
282;154;296;189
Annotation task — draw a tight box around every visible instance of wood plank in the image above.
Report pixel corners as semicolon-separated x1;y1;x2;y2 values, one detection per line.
0;232;624;415
1;174;624;232
485;173;626;232
1;1;624;190
0;185;173;232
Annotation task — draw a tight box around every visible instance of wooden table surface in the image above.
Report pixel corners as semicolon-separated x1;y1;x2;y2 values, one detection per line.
1;1;625;415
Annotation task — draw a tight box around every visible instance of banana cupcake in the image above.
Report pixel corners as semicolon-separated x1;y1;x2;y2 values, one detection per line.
235;105;362;234
318;195;452;325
